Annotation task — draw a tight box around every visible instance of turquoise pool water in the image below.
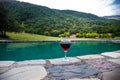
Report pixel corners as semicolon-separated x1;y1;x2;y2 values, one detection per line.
0;41;120;61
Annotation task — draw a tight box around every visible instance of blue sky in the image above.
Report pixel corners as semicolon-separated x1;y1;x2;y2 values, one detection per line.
113;0;120;4
18;0;120;16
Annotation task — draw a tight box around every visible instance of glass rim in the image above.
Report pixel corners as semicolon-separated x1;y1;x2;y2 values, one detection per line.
60;39;71;44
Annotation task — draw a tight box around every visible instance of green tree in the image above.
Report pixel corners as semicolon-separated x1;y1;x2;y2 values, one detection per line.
8;17;20;32
59;34;65;37
85;32;99;38
90;32;99;38
0;3;9;37
0;2;20;37
64;32;70;37
59;32;70;37
44;31;50;36
76;33;83;38
100;33;111;38
51;30;60;36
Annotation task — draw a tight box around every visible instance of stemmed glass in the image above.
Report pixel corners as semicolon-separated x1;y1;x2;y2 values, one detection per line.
60;39;71;61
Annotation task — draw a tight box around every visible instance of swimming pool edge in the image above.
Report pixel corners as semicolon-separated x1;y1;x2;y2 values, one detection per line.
0;39;120;43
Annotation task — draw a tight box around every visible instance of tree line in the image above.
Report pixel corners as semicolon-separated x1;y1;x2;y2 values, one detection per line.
0;0;120;38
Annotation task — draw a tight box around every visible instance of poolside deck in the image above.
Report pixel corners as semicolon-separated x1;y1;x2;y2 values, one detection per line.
0;50;120;80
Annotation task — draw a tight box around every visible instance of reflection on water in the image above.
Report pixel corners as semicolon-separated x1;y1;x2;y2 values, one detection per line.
0;42;120;61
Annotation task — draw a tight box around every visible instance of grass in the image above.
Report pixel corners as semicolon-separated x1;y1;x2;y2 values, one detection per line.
0;32;119;41
5;32;61;41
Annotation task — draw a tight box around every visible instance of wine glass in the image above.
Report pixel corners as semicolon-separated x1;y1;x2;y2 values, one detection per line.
60;39;71;61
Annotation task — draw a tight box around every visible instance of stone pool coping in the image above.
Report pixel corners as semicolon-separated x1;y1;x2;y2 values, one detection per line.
0;50;120;80
0;39;120;43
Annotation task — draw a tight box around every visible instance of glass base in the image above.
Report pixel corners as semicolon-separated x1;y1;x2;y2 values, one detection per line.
63;57;69;61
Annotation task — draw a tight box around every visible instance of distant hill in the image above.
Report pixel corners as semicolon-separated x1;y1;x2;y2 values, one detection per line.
103;15;120;20
60;10;103;20
0;0;120;37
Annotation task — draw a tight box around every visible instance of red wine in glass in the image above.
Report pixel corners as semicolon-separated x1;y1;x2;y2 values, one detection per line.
60;44;71;52
60;39;71;61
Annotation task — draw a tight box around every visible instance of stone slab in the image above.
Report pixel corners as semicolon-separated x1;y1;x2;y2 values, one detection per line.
108;59;120;64
77;55;104;60
49;57;80;65
85;59;120;72
0;66;47;80
0;68;9;74
102;70;120;80
17;60;46;66
69;78;100;80
0;61;15;67
48;64;98;79
101;52;120;58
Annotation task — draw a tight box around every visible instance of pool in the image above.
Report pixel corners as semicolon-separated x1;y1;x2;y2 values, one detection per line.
0;41;120;61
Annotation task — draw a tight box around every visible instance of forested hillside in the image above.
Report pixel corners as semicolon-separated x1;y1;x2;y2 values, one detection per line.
0;0;120;38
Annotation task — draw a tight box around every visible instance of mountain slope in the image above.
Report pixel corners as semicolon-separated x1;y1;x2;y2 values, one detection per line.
60;10;103;20
1;0;120;37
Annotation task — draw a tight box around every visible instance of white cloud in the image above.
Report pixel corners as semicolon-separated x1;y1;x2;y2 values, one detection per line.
18;0;119;16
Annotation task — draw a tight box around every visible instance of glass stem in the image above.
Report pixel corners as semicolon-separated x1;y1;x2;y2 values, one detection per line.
64;51;67;59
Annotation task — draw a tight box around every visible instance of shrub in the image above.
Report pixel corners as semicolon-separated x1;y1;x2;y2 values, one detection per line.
59;32;70;37
76;33;83;38
100;33;111;38
85;32;99;38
